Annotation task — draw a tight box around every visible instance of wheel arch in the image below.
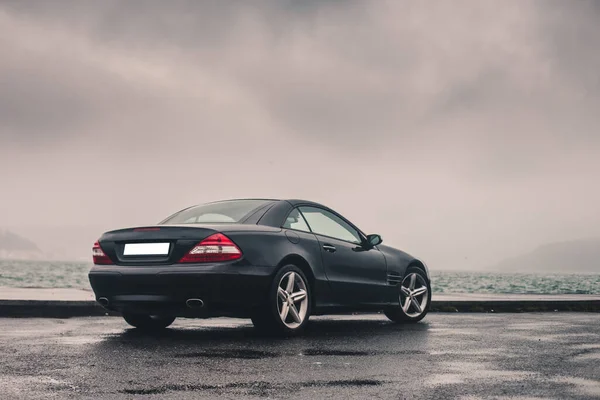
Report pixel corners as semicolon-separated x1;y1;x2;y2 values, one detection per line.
277;254;316;301
407;259;430;281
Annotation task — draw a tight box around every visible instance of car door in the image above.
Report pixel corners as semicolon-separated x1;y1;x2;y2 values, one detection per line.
298;206;387;305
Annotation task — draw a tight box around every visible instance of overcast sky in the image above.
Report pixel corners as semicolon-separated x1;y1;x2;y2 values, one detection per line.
1;0;599;267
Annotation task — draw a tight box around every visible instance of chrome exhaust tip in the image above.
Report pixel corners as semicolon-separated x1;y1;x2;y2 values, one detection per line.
186;298;204;309
97;297;109;307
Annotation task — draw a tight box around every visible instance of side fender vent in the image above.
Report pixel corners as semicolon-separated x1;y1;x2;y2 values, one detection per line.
387;272;402;286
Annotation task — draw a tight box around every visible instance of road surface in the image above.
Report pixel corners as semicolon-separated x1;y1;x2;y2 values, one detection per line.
1;313;599;399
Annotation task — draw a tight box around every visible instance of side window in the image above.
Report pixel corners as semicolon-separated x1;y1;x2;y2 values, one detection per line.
299;206;361;244
282;208;311;232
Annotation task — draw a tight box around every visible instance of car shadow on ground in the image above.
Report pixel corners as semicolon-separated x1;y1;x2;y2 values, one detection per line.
89;318;432;364
96;316;431;348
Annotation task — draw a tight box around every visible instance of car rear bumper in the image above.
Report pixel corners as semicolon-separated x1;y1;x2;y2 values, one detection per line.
88;263;275;317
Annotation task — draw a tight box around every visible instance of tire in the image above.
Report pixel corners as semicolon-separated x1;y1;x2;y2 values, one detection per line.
384;266;431;323
251;265;312;336
122;313;176;330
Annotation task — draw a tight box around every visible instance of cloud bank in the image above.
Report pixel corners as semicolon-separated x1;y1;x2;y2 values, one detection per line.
1;0;599;267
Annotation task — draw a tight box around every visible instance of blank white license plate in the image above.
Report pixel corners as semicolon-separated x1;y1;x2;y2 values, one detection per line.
123;243;170;256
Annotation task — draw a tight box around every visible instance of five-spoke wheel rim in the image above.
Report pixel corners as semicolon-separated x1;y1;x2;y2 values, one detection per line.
400;273;429;318
277;271;308;329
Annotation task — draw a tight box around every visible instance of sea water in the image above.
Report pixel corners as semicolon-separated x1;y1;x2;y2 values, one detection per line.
0;259;599;294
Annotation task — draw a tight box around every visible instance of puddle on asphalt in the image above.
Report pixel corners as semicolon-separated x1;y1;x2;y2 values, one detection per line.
504;322;571;331
428;373;464;385
0;374;79;395
503;332;600;343
555;376;600;397
57;336;104;345
571;343;600;350
429;360;600;398
571;352;600;361
427;361;536;387
173;348;428;359
469;369;536;380
302;349;372;356
39;377;79;390
459;397;555;400
174;349;279;359
430;349;502;357
301;349;426;356
175;318;250;329
0;329;52;338
458;396;557;400
445;361;534;381
120;378;383;396
429;328;480;335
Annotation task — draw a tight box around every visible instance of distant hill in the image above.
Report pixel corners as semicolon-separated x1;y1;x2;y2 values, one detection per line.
0;230;43;259
490;239;600;273
1;225;114;262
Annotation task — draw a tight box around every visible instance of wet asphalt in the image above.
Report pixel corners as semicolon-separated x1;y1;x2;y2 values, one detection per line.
0;313;599;399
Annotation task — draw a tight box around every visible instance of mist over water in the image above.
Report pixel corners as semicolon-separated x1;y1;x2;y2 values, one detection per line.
1;1;599;271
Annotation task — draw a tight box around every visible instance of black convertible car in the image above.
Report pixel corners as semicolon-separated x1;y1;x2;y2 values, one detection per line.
89;199;431;335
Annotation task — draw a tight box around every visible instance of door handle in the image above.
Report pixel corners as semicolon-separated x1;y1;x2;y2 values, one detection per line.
323;244;337;253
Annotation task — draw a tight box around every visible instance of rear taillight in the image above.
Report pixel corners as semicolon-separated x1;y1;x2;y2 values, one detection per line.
179;233;242;263
92;240;113;265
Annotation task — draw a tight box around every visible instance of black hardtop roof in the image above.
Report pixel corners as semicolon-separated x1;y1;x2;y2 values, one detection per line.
203;198;331;209
284;199;331;209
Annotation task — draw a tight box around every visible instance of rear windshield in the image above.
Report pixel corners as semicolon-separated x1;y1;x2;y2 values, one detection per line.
160;200;272;225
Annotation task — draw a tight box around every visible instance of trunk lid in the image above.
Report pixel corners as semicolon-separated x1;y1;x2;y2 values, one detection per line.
98;225;217;266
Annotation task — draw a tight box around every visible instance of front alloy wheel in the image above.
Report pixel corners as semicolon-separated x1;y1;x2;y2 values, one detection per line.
385;267;431;323
252;265;311;335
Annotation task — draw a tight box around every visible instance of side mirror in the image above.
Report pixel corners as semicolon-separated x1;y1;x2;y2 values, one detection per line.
366;234;382;247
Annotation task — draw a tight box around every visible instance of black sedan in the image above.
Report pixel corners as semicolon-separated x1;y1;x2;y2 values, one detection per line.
89;199;431;335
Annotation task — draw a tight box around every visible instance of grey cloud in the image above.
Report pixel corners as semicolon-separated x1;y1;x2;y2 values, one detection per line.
2;0;599;146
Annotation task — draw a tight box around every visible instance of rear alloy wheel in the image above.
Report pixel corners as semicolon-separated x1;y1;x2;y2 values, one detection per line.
384;267;431;323
252;265;311;336
122;313;176;330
